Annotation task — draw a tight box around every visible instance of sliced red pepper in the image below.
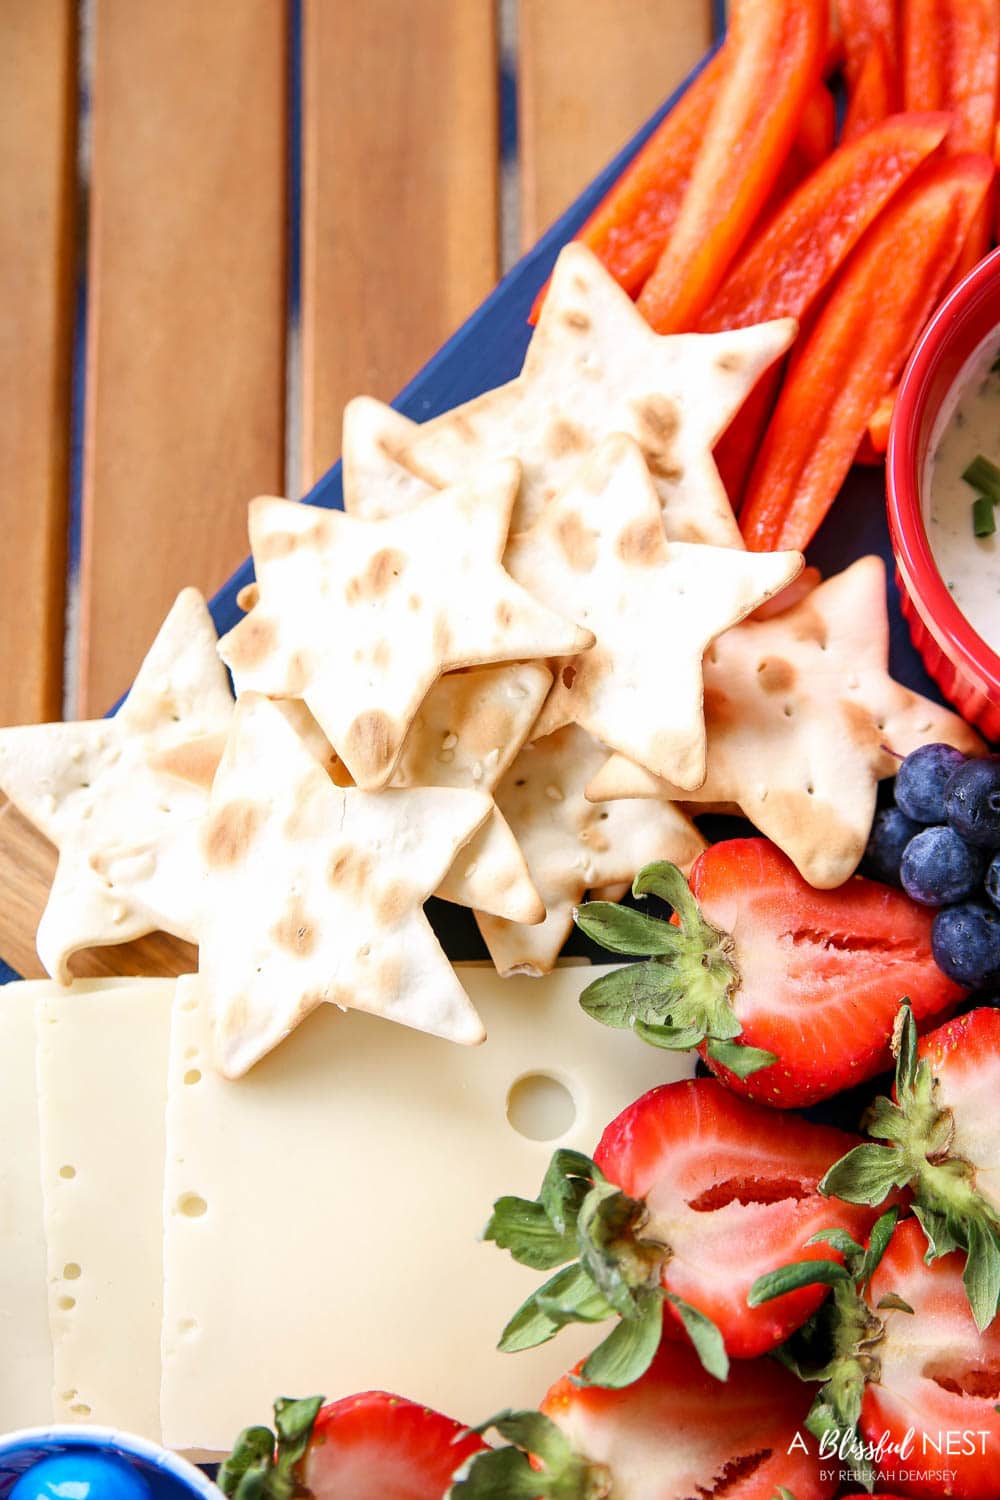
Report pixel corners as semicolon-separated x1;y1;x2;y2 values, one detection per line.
635;0;827;334
527;50;726;324
702;112;951;505
867;386;897;454
796;81;836;165
839;0;900;140
740;153;994;553
903;0;1000;274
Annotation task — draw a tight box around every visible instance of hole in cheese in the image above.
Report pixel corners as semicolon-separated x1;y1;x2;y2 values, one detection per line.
58;1296;76;1311
63;1262;81;1280
183;1069;202;1086
506;1073;576;1142
178;1192;208;1218
59;1165;76;1180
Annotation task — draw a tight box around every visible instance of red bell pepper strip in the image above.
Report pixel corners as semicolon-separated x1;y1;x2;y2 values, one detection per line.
701;112;951;506
635;0;827;334
740;154;993;553
527;50;726;324
796;81;836;166
903;0;1000;274
867;386;897;454
838;0;900;140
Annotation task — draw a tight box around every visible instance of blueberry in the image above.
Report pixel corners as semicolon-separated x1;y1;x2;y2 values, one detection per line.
864;807;923;884
944;755;1000;848
986;851;1000;910
932;901;1000;988
895;743;969;823
900;826;988;906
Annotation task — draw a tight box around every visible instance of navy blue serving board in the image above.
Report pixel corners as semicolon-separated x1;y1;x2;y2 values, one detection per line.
0;41;951;981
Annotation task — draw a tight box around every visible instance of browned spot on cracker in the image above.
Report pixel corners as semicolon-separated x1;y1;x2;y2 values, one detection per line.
347;547;406;604
372;639;392;672
496;600;513;629
271;895;317;958
563;310;590;332
555;511;597;572
790;608;828;649
256;530;300;563
328;845;373;895
285;650;313;696
236;582;259;613
756;658;796;695
346;709;395;781
433;614;453;658
203;799;264;866
636;395;679;444
149;732;227;790
546;419;587;457
284;769;334;840
377;957;401;996
617;516;663;567
841;698;884;758
702;684;738;730
226;613;277;670
375;880;410;925
716;352;744;373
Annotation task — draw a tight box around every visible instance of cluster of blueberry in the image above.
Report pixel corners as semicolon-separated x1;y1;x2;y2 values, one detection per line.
866;744;1000;989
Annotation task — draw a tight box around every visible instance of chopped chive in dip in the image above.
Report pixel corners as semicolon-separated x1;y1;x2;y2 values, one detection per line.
973;494;996;538
963;453;1000;504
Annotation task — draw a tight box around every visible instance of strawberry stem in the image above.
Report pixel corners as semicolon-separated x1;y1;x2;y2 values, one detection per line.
219;1396;324;1500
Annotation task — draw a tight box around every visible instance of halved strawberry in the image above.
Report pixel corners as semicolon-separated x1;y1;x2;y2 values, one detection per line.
219;1392;486;1500
821;1004;1000;1330
574;839;964;1106
484;1076;876;1387
754;1215;1000;1499
449;1342;835;1498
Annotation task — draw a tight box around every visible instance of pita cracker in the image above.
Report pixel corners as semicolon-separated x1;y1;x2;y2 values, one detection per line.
507;434;802;789
363;243;795;545
477;724;706;977
588;556;985;889
217;461;593;791
342;398;438;520
0;589;233;981
199;693;494;1078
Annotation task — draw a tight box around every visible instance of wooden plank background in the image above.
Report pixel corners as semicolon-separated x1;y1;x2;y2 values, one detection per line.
1;0;716;733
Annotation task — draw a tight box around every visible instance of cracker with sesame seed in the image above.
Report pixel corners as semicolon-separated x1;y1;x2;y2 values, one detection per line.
343;243;797;545
216;460;593;792
0;589;233;981
587;556;984;889
476;724;706;977
200;692;493;1077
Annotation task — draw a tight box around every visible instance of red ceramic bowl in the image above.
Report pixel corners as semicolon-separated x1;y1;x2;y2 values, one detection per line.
888;244;1000;742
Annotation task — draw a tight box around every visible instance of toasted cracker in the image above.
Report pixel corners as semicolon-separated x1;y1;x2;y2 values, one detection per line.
476;724;706;977
217;461;593;791
0;589;233;981
199;693;494;1077
341;398;438;520
588;556;985;888
506;434;802;790
348;244;795;545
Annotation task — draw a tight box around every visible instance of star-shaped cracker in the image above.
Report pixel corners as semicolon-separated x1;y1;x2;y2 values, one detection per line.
588;556;985;889
506;434;802;790
217;460;593;791
477;724;707;977
343;243;796;544
0;588;233;981
341;397;437;521
199;693;495;1077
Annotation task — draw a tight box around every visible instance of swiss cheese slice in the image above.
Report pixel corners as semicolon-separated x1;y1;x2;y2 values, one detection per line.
0;980;56;1429
161;966;692;1452
35;978;176;1439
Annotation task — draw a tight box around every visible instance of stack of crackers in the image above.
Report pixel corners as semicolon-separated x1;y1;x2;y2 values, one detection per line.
0;245;981;1079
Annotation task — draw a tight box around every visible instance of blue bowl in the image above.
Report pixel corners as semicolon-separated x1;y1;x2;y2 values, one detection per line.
0;1429;217;1500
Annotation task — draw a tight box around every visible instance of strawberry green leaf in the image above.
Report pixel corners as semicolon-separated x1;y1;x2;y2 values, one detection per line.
632;1020;706;1050
540;1149;603;1236
577;1183;660;1319
806;1228;864;1258
862;1096;908;1144
484;1197;577;1271
448;1446;546;1499
572;900;682;956
498;1275;566;1353
218;1427;277;1500
859;1206;900;1288
964;1217;1000;1332
470;1411;573;1469
536;1263;615;1328
577;1287;664;1389
748;1259;849;1307
911;1201;962;1260
577;961;673;1030
705;1037;778;1078
819;1143;912;1206
876;1292;914;1314
449;1412;608;1499
631;859;699;917
220;1397;325;1500
664;1293;729;1381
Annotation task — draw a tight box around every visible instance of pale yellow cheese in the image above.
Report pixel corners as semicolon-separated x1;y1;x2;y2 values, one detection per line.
36;979;176;1439
161;966;691;1453
0;980;57;1429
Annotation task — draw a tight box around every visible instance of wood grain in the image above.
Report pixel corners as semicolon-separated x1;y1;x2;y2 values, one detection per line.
300;0;499;490
0;0;76;725
0;797;195;981
79;0;288;715
518;0;713;246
